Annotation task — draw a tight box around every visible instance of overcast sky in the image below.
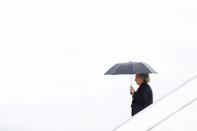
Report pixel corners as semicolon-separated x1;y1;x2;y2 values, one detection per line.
0;0;197;130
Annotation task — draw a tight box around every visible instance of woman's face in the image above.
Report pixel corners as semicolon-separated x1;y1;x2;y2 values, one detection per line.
135;74;143;85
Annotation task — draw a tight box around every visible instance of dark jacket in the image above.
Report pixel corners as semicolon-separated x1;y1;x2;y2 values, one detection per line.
131;82;153;116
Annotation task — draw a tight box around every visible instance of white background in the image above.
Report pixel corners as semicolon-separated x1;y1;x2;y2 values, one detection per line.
0;0;197;130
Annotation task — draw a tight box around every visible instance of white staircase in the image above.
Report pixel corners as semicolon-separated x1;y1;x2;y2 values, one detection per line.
113;75;197;131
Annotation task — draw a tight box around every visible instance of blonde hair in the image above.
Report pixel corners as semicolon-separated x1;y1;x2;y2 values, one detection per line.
136;73;150;83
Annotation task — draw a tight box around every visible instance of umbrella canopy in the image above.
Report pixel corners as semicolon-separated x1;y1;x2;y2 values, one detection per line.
104;61;157;75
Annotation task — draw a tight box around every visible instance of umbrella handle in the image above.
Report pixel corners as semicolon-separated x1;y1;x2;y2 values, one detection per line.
130;75;133;95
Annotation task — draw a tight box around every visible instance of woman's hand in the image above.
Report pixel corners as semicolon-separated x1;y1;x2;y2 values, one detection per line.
130;86;135;94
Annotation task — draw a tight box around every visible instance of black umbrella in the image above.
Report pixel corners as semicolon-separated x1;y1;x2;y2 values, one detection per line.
104;61;157;85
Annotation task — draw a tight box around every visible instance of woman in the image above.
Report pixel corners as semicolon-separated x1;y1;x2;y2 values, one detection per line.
130;73;153;116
